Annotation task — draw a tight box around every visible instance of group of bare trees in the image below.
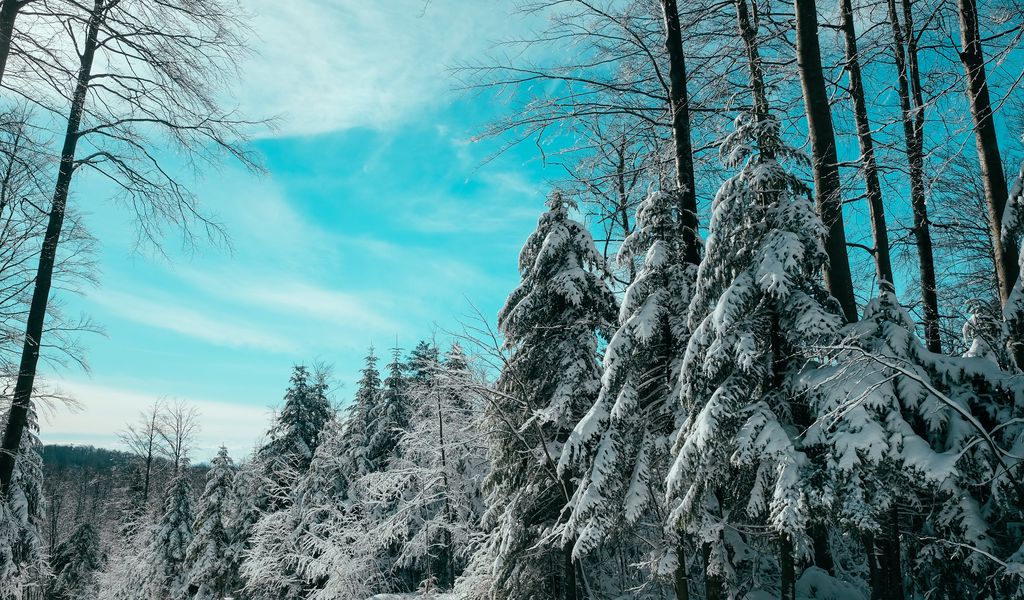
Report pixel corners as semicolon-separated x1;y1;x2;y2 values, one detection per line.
0;0;257;513
467;0;1024;340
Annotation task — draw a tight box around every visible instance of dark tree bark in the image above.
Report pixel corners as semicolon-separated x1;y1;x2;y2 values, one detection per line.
672;542;690;600
735;0;772;145
840;0;894;290
780;534;796;600
661;0;700;267
794;0;858;324
878;507;905;600
661;4;697;598
0;0;103;496
0;0;26;89
888;0;941;353
957;0;1023;364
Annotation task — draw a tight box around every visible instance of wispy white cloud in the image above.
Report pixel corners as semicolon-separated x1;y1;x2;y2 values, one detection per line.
88;288;300;353
176;268;402;333
40;379;272;460
240;0;507;137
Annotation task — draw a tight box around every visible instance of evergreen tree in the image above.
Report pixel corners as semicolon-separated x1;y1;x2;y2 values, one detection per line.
1001;159;1024;369
48;522;103;600
258;365;334;502
114;465;149;543
142;460;195;600
559;188;696;596
242;413;352;597
407;340;439;384
185;447;237;600
0;403;48;600
476;192;616;600
226;456;270;600
366;345;410;471
342;347;382;480
666;112;844;599
356;345;488;592
803;290;1024;599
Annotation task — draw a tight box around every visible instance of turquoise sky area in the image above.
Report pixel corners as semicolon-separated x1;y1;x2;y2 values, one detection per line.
42;0;554;459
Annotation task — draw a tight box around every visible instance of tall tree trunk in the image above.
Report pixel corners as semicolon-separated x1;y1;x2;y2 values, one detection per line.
661;0;700;266
879;506;905;600
0;0;102;495
957;0;1023;363
865;534;884;600
794;0;858;323
780;534;796;600
888;0;941;352
840;0;894;290
564;542;579;600
661;5;698;597
735;0;774;154
0;0;23;89
790;0;845;576
436;386;456;589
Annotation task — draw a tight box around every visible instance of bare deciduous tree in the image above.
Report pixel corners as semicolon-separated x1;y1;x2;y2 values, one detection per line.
156;399;201;473
0;0;261;495
118;399;164;505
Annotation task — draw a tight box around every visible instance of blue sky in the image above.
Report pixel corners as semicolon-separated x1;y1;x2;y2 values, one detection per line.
41;0;551;460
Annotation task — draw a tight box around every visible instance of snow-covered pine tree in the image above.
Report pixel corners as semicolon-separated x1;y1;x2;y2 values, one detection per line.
241;474;309;600
0;402;48;600
341;346;382;480
294;429;381;600
666;111;844;599
235;365;335;599
365;345;410;471
142;460;195;600
114;465;150;543
407;340;439;384
185;446;237;600
1002;159;1024;370
559;188;696;597
258;365;334;505
48;522;103;600
287;417;384;600
226;455;271;600
356;343;488;593
801;290;1024;599
474;191;616;600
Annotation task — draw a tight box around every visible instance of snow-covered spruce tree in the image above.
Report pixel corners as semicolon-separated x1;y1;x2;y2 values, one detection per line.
0;403;48;600
1002;159;1024;370
295;426;382;600
666;112;844;599
357;344;488;593
257;365;334;505
559;188;696;598
114;465;150;543
341;346;383;480
242;468;311;600
802;290;1024;600
48;522;103;600
366;345;411;472
473;191;616;600
408;340;440;384
226;455;272;600
141;460;195;600
185;446;237;600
